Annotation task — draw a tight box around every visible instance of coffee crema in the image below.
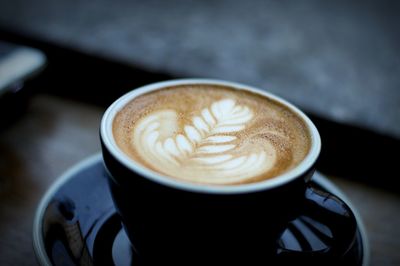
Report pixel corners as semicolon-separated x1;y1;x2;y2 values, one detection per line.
113;84;311;185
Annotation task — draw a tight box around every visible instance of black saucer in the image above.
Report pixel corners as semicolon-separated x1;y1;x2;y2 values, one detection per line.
33;154;369;265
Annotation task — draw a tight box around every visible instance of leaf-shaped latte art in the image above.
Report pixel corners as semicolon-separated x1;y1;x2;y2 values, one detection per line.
133;99;277;184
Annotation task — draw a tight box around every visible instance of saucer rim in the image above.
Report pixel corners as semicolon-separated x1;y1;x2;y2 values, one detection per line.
33;153;103;266
32;153;370;266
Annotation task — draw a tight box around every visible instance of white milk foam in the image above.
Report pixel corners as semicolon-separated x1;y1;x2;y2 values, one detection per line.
113;85;311;185
134;99;275;184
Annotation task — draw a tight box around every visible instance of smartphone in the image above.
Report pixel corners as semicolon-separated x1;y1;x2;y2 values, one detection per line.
0;41;46;128
0;41;46;94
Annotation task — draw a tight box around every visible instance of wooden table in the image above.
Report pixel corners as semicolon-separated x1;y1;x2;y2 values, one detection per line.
0;94;399;265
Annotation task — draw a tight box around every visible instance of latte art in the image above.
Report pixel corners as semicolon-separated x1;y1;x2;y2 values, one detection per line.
134;99;275;184
113;84;311;185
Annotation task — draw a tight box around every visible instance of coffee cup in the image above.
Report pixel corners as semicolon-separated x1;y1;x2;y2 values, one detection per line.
100;79;357;265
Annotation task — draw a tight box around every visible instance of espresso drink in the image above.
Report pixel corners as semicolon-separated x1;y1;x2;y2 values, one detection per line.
113;84;311;185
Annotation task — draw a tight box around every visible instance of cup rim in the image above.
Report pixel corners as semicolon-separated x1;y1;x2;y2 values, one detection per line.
100;79;321;194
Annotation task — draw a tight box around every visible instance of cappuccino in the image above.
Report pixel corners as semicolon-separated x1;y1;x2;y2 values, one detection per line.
113;84;311;185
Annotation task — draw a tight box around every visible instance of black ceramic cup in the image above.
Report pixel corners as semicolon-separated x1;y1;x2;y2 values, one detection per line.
100;79;358;265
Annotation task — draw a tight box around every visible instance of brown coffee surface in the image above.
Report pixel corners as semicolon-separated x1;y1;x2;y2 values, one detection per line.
113;84;311;185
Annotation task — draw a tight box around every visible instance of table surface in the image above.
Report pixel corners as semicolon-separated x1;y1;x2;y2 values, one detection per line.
0;94;399;265
1;0;400;139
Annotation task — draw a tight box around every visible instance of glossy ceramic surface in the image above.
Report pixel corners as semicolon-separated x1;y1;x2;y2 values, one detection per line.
33;154;369;265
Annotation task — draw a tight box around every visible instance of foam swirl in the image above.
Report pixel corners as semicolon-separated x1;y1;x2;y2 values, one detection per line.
133;99;277;184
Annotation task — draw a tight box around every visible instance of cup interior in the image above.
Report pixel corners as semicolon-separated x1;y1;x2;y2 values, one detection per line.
100;79;321;194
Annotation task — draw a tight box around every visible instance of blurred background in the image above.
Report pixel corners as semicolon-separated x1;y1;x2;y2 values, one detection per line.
0;0;399;265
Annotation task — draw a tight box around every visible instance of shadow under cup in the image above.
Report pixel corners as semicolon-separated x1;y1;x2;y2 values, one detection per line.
100;79;358;265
